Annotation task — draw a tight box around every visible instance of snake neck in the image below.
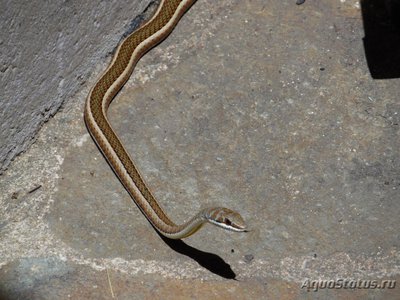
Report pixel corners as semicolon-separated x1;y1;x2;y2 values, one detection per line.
158;209;209;239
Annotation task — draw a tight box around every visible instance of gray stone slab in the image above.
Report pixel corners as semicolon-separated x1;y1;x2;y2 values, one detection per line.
1;0;399;299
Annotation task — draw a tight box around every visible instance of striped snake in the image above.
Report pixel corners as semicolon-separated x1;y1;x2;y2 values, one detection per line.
84;0;247;239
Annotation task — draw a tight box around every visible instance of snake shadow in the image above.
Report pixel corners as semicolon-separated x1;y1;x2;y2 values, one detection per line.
84;122;237;280
83;0;237;281
155;231;237;280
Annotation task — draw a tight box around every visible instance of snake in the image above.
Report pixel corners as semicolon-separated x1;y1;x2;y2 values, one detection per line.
84;0;247;239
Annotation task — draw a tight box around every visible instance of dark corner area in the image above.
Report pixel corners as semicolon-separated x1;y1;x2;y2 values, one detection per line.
361;0;400;79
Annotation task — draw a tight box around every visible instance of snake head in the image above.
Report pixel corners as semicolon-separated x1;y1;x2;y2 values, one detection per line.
205;207;247;232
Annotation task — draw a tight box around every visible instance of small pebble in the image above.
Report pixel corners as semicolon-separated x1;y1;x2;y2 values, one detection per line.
244;254;254;263
296;0;306;5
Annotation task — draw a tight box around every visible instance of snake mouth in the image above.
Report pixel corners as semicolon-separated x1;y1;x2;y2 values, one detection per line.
225;219;248;232
207;219;248;232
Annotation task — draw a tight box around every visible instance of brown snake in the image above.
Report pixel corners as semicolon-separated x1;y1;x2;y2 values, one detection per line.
84;0;247;239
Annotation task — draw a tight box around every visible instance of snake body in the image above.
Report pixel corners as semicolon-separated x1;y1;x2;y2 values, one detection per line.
84;0;246;239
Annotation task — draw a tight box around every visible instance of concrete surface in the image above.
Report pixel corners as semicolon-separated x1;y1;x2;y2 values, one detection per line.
1;0;400;299
0;0;154;174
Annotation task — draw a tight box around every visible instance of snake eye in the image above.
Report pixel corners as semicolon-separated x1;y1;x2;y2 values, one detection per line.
225;219;232;226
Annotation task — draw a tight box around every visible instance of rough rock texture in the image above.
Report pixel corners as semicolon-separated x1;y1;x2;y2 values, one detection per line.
0;0;155;174
1;0;399;299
